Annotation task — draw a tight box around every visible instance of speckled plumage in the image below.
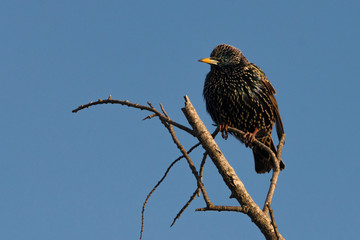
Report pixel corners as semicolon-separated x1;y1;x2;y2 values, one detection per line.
200;44;285;173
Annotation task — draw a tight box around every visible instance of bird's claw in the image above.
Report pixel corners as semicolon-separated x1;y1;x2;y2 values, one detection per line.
219;124;228;140
243;128;259;147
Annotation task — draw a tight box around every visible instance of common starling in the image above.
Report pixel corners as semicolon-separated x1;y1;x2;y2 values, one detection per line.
199;44;285;173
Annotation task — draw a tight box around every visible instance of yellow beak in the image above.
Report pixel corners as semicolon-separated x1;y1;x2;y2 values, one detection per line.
198;58;219;65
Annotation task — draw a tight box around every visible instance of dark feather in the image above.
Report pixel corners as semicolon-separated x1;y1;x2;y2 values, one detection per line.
201;44;285;173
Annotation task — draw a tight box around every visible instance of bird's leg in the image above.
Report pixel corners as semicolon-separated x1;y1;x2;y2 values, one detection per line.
219;124;229;140
243;128;259;147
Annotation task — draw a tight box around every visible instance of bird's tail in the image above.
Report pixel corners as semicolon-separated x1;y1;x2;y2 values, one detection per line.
252;137;285;174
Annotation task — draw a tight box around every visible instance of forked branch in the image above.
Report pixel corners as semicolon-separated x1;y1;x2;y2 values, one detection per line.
72;95;285;240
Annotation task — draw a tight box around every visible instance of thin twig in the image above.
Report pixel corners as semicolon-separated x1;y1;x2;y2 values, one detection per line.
199;128;219;178
140;157;180;240
226;126;286;215
147;101;154;108
156;104;213;206
199;153;208;178
171;151;209;226
72;98;195;136
227;127;278;164
140;103;213;226
171;152;207;227
276;134;286;160
161;118;212;206
196;205;247;213
267;203;280;240
170;188;199;227
198;152;207;196
140;141;202;239
142;113;157;120
263;134;286;214
159;103;169;117
171;127;219;225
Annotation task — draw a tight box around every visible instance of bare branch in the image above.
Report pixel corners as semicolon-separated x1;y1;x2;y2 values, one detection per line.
72;98;195;136
227;126;278;166
263;134;286;214
74;96;285;240
196;128;219;198
140;140;203;239
160;114;212;207
199;128;219;181
170;188;199;227
143;113;157;120
140;157;181;240
171;128;219;225
267;203;281;240
147;101;154;108
159;103;169;118
196;205;247;213
170;151;208;227
226;125;286;216
276;134;286;160
198;152;207;196
182;95;284;240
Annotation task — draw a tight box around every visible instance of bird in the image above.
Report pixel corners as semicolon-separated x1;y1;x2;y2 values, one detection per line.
199;44;285;173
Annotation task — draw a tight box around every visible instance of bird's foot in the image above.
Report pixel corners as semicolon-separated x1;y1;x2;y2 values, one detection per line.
243;128;259;147
219;124;229;140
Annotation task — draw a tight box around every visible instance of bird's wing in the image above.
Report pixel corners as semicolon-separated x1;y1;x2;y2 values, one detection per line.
249;64;284;140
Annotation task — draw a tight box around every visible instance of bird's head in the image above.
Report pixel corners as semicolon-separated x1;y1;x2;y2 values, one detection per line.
198;44;248;68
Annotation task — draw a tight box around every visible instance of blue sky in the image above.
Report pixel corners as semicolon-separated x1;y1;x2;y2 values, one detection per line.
1;0;359;239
